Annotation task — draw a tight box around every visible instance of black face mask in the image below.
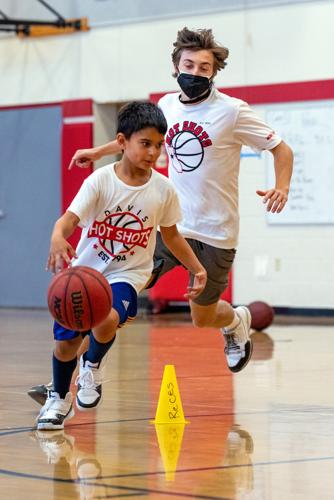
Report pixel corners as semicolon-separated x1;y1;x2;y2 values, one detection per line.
177;72;212;99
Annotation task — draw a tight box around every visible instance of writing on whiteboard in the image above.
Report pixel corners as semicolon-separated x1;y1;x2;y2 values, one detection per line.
266;104;334;224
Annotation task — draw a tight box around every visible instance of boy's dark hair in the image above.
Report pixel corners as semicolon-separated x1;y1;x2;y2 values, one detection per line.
117;101;167;139
171;27;229;77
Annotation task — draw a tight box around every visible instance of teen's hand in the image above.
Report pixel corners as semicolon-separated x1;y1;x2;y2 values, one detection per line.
46;237;77;274
68;148;101;170
184;270;207;300
256;188;288;213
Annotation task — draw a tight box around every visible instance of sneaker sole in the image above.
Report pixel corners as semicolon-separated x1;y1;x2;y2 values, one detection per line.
229;338;253;373
37;407;75;431
225;306;252;373
76;395;103;412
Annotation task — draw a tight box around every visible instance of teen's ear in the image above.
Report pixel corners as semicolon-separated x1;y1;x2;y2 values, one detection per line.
172;65;180;78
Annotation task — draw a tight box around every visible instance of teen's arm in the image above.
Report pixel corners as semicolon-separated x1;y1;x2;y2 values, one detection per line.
159;225;207;300
47;211;80;273
256;140;294;213
68;140;122;170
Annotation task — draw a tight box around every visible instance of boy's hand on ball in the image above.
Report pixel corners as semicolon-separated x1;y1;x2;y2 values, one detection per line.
47;237;77;274
256;188;288;213
185;270;207;300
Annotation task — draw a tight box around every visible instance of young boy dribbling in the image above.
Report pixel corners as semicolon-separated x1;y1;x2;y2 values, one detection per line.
37;102;207;431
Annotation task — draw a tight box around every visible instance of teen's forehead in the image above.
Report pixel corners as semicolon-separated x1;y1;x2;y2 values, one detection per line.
179;49;214;66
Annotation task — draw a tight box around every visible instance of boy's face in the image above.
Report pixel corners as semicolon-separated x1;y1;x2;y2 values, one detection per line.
118;127;164;171
176;49;215;79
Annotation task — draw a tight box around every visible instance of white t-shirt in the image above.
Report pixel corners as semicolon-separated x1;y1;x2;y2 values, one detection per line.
68;163;181;293
158;88;281;248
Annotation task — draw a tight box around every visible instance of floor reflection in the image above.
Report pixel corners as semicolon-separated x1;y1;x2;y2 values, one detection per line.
31;426;103;499
250;330;274;361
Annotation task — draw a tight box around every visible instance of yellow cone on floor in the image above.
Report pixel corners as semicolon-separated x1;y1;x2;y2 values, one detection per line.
154;423;186;481
151;364;189;424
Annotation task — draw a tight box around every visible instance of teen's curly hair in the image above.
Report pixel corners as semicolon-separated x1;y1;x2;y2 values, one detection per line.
171;27;229;78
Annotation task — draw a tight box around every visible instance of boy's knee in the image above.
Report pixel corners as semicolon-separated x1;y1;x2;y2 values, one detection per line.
94;330;116;343
54;338;79;360
191;314;211;328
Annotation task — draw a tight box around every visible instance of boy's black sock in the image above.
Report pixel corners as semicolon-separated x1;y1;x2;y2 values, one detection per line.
83;334;116;365
52;354;77;399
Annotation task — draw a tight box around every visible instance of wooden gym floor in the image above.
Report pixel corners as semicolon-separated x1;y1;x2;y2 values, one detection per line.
1;308;334;499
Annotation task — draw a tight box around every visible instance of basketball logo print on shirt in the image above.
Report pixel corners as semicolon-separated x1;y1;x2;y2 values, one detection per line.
88;211;153;258
165;121;212;173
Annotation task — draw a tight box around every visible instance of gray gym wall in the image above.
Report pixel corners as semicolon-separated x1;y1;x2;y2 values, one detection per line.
0;106;61;307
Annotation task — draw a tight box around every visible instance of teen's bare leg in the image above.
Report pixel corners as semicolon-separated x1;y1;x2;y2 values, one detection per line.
190;299;253;373
190;299;234;328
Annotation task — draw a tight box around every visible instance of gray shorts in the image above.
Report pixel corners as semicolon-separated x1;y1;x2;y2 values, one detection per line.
151;232;236;306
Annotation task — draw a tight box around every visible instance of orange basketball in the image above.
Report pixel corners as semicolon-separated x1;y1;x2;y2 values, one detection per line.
248;301;275;331
47;266;112;331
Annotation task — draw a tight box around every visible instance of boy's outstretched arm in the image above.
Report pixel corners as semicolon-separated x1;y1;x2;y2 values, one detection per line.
256;140;293;213
47;211;80;274
160;225;207;300
68;140;121;170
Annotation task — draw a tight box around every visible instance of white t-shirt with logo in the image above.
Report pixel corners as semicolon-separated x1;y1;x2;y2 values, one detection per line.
68;163;181;293
158;88;281;249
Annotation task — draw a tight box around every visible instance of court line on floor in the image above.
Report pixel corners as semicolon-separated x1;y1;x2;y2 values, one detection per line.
3;454;334;499
0;469;230;500
2;405;334;436
0;372;237;393
93;454;334;480
2;454;334;483
0;411;272;436
0;414;237;435
0;426;36;435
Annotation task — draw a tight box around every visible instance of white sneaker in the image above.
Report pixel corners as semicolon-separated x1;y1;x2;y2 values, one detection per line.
222;306;253;373
75;356;106;411
36;391;74;431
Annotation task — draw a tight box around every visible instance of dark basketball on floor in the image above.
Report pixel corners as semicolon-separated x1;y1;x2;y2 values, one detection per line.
47;266;112;331
248;301;275;331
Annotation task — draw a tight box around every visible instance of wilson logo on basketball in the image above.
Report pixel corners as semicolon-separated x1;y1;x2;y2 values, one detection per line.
88;212;153;257
165;121;212;173
71;291;84;330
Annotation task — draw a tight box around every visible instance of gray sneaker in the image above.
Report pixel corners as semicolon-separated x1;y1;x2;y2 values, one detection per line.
75;356;106;411
37;391;74;430
222;306;253;373
28;381;52;406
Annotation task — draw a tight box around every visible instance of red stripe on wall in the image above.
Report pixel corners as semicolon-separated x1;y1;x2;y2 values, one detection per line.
151;79;334;104
221;79;334;104
62;99;93;118
61;100;93;248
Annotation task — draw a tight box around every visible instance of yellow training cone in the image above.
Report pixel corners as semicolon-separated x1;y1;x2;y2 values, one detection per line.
151;365;189;424
154;423;185;481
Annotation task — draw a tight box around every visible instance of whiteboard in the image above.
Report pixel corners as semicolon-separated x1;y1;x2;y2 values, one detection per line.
265;101;334;224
